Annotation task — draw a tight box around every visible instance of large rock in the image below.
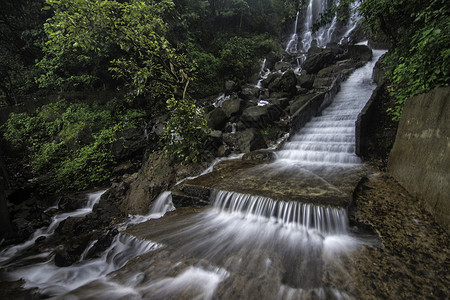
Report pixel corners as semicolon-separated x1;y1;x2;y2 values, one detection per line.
301;48;335;74
236;129;267;153
289;94;317;115
240;105;282;128
297;73;315;90
224;80;239;94
268;70;297;96
345;45;372;63
120;152;209;215
206;107;228;130
120;153;176;215
265;51;281;70
388;87;450;233
221;97;242;117
274;61;292;72
239;85;260;100
261;72;281;88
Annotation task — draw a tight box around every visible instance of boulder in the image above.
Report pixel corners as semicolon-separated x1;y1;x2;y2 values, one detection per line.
345;45;372;63
261;72;281;88
58;196;87;212
266;98;290;109
297;73;315;90
239;85;260;100
302;49;335;74
110;127;146;161
237;129;268;153
206;107;228;130
388;87;450;233
221;97;242;117
274;61;292;72
241;106;271;128
313;76;335;90
224;80;239;94
240;105;282;128
289;94;317;115
265;51;281;70
268;70;297;96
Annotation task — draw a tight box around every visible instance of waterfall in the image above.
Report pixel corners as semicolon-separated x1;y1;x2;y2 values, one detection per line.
211;190;349;234
285;11;300;52
4;234;160;297
286;0;361;53
276;49;387;166
0;190;106;264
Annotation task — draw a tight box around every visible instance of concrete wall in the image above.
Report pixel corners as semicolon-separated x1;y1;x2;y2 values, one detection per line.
388;87;450;233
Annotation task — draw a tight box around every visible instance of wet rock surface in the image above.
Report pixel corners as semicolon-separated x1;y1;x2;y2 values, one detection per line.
338;172;449;299
176;159;364;208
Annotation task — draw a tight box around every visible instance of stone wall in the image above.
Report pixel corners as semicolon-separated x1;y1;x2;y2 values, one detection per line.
388;87;450;233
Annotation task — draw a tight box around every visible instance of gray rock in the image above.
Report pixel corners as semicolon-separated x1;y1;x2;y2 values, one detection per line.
237;129;268;153
274;61;292;72
224;80;238;94
240;85;260;100
297;73;315;90
261;72;281;88
268;70;297;96
110;127;146;160
302;49;335;74
345;45;372;63
222;97;242;117
289;94;317;115
240;105;282;128
206;107;228;130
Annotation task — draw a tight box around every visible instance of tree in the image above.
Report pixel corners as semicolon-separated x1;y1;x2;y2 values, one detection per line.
0;0;48;105
38;0;208;161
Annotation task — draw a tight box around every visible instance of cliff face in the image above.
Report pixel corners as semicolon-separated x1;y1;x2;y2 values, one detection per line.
388;87;450;233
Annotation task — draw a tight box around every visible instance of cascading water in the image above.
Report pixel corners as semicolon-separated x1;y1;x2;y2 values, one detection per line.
285;11;300;52
286;0;360;53
0;190;105;264
276;49;387;168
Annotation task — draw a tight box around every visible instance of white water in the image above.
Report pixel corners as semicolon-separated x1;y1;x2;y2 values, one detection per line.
0;190;170;297
276;49;387;167
1;51;386;300
0;190;105;263
285;0;361;52
4;233;161;297
285;11;300;52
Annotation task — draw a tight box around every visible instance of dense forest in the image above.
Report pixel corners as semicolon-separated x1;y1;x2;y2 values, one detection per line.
0;0;448;194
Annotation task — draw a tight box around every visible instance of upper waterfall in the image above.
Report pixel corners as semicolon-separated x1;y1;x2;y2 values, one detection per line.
286;0;360;53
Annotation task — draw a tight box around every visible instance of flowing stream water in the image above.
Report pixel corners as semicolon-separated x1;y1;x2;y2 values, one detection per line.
0;49;386;299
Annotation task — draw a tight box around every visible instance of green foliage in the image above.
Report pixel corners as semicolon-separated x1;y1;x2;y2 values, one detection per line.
0;0;48;105
219;35;280;82
38;0;192;101
163;97;209;162
2;99;146;192
355;0;450;120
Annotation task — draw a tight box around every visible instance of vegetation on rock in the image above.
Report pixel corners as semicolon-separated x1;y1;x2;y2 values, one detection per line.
2;99;146;192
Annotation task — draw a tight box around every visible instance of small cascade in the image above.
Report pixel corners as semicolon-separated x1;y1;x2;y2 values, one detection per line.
211;190;349;235
213;93;230;108
285;11;300;52
276;49;387;166
4;234;160;297
0;190;106;263
124;191;174;227
256;58;271;88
